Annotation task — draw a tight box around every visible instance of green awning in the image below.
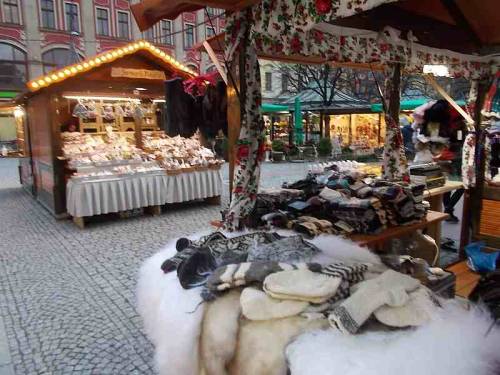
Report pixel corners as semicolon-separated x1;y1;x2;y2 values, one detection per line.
0;91;18;99
261;103;289;113
370;99;466;113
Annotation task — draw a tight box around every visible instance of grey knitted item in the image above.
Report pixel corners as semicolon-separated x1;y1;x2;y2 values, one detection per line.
206;261;322;292
247;235;321;263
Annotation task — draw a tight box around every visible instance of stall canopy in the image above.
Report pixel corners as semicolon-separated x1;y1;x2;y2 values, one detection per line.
132;0;498;229
131;0;260;31
282;86;371;113
261;103;289;113
25;40;194;94
371;99;466;113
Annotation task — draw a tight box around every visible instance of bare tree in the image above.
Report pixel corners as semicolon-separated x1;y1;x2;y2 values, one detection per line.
275;63;343;138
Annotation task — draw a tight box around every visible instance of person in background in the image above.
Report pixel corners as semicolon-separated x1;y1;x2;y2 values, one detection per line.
400;117;415;159
62;118;78;133
436;142;464;223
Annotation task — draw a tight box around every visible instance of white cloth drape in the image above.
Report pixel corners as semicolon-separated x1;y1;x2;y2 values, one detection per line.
66;169;223;217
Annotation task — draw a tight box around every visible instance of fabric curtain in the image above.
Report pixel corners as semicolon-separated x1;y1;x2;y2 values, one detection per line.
223;9;266;230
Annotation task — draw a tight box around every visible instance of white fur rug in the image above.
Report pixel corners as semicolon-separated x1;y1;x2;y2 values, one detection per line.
136;231;500;375
287;302;500;375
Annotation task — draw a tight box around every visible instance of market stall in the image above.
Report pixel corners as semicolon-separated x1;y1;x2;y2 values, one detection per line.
131;1;500;374
16;41;224;224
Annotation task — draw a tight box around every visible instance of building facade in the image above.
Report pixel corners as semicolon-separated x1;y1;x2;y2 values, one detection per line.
0;0;225;95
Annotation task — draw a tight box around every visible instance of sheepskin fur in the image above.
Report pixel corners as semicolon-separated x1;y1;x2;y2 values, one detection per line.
137;234;208;375
201;289;242;375
229;317;329;375
135;231;391;375
286;301;500;375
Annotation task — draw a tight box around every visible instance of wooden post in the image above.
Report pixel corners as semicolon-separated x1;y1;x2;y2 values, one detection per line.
469;79;489;245
388;63;401;127
324;113;331;139
377;113;382;146
227;53;241;200
319;111;324;138
134;111;143;149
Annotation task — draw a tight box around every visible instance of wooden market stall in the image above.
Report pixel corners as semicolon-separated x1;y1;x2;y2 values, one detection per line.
130;2;500;375
16;41;223;223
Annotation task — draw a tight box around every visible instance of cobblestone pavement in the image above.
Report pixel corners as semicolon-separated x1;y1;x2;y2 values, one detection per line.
0;158;311;375
0;158;458;374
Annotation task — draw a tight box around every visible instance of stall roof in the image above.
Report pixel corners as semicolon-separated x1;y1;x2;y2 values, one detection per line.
370;98;466;113
329;0;500;55
261;103;289;113
26;40;196;93
131;0;260;31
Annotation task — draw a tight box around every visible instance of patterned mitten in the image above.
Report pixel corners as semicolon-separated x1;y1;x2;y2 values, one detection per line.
328;270;420;334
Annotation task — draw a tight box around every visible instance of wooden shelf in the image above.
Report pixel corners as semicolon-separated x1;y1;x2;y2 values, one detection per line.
446;261;481;298
350;211;449;247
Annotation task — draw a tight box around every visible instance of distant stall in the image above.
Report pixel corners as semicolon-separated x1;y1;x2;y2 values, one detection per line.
16;41;223;225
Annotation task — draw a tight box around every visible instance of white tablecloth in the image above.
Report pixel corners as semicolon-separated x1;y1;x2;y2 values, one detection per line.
66;169;223;218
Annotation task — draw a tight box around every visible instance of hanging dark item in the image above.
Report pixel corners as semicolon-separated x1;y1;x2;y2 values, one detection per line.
199;80;228;139
164;77;197;137
422;100;452;138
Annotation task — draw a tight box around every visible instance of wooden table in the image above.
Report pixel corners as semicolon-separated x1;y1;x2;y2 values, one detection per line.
350;210;449;249
422;180;464;249
447;261;480;298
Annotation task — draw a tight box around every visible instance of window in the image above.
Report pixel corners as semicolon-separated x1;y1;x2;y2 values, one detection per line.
65;2;79;32
265;72;272;91
206;26;215;38
2;0;20;24
184;23;195;49
0;43;28;89
96;7;109;36
42;48;79;73
117;11;130;39
143;27;154;42
160;20;172;45
281;74;289;92
206;7;217;16
41;0;56;29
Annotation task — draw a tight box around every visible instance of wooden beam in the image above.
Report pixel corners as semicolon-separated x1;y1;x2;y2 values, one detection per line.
439;0;482;48
202;41;228;84
424;74;474;125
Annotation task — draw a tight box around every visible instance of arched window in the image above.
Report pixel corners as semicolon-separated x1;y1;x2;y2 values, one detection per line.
0;43;28;89
205;65;217;73
186;64;198;73
42;48;83;74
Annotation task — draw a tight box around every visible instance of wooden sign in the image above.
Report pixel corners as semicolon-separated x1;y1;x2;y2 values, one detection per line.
111;67;166;80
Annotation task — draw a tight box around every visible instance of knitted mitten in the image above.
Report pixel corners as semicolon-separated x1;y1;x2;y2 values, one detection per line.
240;287;309;320
207;262;321;292
328;270;420;334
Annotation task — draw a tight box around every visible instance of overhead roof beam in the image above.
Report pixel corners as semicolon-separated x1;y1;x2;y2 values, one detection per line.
439;0;482;49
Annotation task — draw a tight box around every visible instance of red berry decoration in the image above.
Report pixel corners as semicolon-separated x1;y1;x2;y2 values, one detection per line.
315;0;332;15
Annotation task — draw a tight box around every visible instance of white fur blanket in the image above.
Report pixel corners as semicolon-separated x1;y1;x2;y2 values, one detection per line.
287;302;500;375
137;231;500;375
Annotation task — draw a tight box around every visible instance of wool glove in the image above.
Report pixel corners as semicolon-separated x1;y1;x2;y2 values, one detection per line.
328;269;420;334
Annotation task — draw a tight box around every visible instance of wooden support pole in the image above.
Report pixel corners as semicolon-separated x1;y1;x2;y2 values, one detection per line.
388;63;401;126
227;48;243;201
203;40;228;85
134;113;143;149
470;80;489;243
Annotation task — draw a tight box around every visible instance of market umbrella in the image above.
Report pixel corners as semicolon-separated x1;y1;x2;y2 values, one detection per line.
294;97;304;145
